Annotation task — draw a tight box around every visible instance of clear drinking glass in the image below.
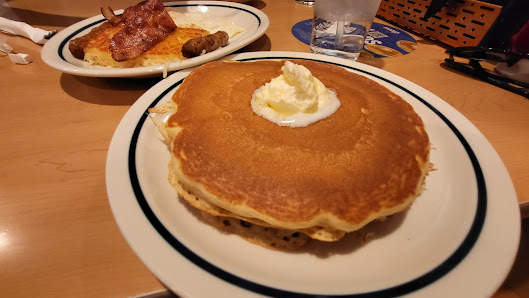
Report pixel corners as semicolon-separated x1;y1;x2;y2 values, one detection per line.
310;0;382;60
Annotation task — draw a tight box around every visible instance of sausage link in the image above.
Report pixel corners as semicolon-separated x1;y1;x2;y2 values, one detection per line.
182;31;229;58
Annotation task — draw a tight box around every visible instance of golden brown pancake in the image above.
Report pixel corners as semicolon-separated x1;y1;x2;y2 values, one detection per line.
156;59;430;246
201;212;311;250
76;22;209;67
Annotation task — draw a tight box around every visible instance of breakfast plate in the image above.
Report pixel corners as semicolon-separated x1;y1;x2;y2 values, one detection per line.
41;1;269;78
106;51;520;297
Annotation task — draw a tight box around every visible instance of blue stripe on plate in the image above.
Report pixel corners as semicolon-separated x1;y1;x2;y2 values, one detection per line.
58;19;105;61
127;57;487;297
57;4;263;62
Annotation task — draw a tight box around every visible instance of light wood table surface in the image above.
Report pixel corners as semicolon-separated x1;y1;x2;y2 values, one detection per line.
1;0;528;297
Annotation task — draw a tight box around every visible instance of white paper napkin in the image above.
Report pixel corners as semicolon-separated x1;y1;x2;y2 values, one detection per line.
0;36;32;64
0;17;52;45
0;17;54;65
0;37;13;53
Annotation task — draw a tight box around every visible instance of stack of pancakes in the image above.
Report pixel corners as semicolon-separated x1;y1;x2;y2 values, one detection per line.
152;59;430;250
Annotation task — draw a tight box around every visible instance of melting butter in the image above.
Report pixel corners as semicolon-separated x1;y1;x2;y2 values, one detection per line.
251;61;341;127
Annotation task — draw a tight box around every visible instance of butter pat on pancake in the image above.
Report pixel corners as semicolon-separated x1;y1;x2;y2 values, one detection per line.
159;59;430;244
251;61;341;127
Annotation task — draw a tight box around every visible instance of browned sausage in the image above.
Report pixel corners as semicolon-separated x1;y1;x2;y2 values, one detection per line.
182;31;229;58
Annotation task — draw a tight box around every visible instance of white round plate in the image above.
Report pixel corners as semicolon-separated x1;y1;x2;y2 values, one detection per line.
106;51;521;297
41;1;269;78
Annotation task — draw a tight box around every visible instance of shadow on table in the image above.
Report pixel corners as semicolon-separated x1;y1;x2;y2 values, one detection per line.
498;217;529;295
246;0;266;10
1;7;84;28
238;34;272;53
60;73;161;106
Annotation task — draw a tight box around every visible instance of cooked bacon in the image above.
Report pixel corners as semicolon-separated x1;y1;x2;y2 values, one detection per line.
108;0;177;62
101;6;121;26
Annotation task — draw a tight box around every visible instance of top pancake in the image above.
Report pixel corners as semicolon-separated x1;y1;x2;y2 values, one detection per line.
166;59;430;235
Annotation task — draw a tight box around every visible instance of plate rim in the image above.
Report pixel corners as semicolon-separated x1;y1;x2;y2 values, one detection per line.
41;1;270;78
106;51;521;297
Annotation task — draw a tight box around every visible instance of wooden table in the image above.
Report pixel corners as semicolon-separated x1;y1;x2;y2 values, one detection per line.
1;0;528;296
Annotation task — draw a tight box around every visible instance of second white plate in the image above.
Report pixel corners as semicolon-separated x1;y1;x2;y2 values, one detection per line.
41;1;269;78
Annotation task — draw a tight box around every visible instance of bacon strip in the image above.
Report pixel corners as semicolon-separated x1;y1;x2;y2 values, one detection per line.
108;0;177;62
101;6;121;26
